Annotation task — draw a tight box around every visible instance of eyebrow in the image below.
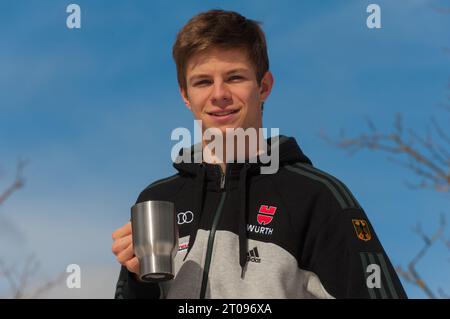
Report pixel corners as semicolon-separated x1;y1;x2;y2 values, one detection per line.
188;68;250;84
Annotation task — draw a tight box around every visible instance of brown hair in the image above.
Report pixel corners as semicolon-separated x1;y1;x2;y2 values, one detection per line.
172;9;269;94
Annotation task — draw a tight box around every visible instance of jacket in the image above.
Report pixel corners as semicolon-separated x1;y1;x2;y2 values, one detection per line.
114;135;407;299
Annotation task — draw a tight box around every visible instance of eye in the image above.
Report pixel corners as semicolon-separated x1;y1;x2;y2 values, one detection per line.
228;75;243;81
194;80;212;86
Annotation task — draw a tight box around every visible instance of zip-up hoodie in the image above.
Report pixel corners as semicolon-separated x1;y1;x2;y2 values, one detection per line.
114;135;407;299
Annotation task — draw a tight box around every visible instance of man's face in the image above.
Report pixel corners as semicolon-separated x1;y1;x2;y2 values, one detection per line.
180;47;273;134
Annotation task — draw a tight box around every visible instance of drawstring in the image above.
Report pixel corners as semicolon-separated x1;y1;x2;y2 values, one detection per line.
182;162;253;280
183;164;206;261
238;163;251;278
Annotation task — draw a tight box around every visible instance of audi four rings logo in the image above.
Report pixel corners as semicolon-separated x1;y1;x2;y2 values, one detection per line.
177;211;194;224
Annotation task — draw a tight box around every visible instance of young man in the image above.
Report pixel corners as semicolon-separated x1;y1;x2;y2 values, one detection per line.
112;9;407;299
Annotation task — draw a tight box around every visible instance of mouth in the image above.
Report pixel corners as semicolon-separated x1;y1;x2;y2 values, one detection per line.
206;109;240;117
206;109;241;123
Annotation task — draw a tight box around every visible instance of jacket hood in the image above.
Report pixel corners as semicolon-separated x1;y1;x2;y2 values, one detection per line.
173;135;312;177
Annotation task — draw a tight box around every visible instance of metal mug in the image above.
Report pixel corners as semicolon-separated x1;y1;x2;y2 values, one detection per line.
131;200;178;282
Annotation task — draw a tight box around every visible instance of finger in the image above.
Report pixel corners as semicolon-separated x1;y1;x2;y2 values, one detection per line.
112;222;131;240
116;244;135;265
125;257;140;275
112;235;132;255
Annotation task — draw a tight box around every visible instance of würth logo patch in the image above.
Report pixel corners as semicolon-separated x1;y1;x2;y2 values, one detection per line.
247;205;277;236
247;247;261;263
352;219;372;241
257;205;277;225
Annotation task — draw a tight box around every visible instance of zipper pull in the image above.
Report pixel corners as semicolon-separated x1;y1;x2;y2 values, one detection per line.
220;172;226;189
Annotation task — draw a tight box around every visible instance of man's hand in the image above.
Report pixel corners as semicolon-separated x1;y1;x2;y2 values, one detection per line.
112;222;140;275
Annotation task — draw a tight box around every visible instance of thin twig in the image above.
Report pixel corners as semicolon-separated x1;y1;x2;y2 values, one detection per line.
29;272;66;299
0;159;29;206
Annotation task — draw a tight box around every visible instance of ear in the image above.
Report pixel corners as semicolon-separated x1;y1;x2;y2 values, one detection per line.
259;71;274;102
179;86;192;111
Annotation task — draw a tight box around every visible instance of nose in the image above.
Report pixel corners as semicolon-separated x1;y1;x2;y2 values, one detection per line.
211;80;232;107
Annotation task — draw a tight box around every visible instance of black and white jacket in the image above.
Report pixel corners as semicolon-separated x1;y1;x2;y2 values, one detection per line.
114;135;407;299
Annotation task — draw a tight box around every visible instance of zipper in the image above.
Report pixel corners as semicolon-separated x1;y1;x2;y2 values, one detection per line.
199;168;226;299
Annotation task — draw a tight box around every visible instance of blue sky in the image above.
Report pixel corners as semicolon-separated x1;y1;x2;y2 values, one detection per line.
0;0;449;298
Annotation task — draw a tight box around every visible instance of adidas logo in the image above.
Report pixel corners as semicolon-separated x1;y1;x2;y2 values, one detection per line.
246;247;261;263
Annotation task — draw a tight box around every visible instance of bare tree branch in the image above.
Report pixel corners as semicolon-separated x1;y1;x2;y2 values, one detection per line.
431;117;450;147
0;159;28;206
1;160;64;299
0;258;19;297
29;272;66;299
409;127;449;168
396;215;447;299
321;114;450;193
0;255;64;299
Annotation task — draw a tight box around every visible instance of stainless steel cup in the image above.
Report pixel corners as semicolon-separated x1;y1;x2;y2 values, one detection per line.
131;200;178;282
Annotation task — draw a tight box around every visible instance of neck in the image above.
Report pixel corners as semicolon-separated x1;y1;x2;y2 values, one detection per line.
201;128;266;174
